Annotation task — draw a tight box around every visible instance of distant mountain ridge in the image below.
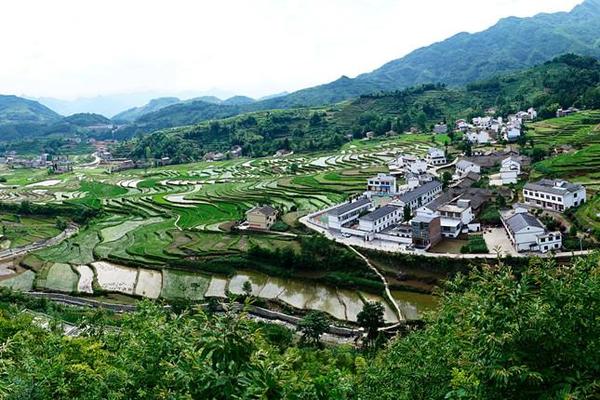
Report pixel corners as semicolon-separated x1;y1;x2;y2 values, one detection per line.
353;0;600;90
0;95;60;125
127;0;600;131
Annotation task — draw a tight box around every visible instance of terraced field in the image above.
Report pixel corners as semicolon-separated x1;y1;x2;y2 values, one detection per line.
528;111;600;149
529;111;600;233
0;134;437;321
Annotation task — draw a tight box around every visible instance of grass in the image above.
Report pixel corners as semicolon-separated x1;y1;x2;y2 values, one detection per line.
461;235;489;254
0;213;61;248
527;110;600;150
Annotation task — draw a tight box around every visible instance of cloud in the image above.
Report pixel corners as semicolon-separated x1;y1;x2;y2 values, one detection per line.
0;0;583;99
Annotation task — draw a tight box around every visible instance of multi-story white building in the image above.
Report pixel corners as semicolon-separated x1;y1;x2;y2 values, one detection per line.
358;205;402;233
327;197;372;230
392;180;443;212
523;179;586;212
501;208;562;253
490;156;521;186
426;147;447;166
367;173;397;195
437;199;475;238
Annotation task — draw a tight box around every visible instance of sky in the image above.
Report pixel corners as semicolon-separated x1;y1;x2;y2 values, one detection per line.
0;0;584;101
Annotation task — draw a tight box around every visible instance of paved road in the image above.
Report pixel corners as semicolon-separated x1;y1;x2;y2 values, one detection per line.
300;214;592;260
0;223;79;262
483;227;519;257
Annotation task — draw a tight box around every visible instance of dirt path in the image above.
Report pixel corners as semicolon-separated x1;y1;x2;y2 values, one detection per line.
346;245;405;321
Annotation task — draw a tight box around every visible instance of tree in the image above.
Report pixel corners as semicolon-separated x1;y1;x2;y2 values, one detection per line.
403;204;412;222
357;301;385;345
297;311;329;346
416;112;428;131
242;280;252;297
442;171;452;189
359;253;600;399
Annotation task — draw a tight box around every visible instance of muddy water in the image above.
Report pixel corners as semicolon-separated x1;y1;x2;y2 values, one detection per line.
5;259;436;323
227;270;436;323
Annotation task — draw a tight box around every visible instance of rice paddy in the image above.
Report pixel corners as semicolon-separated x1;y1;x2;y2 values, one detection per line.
0;134;444;320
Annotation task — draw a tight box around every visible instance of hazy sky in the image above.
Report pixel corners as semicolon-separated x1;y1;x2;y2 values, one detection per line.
0;0;583;100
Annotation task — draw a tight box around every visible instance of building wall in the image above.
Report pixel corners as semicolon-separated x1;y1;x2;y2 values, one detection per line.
523;187;586;211
247;212;275;230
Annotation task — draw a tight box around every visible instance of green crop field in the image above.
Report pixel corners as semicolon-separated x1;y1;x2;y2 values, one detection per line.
0;134;427;274
528;110;600;149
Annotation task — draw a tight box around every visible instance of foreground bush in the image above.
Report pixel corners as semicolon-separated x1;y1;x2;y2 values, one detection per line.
1;253;598;399
358;253;600;399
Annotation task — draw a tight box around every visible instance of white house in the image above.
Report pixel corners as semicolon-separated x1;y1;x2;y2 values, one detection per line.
466;130;492;145
390;154;426;173
455;119;469;132
527;108;537;120
426;147;447;166
490;156;521;186
523;179;586;212
437;199;475;238
501;208;562;253
367;173;397;195
327;197;372;230
454;160;481;180
505;127;521;142
358;205;402;233
392;180;443;212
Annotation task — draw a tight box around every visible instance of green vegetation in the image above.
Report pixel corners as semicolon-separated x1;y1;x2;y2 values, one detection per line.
123;55;600;162
0;213;61;248
0;252;597;399
460;234;489;254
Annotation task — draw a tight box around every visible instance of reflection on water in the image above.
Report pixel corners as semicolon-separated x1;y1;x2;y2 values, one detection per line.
229;270;437;323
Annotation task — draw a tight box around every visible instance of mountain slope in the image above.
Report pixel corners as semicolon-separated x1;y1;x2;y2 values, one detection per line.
356;0;600;89
129;1;600;132
0;95;61;125
62;113;112;126
113;97;181;122
129;55;600;163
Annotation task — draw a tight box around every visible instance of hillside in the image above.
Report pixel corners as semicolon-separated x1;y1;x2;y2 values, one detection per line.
127;55;600;162
355;0;600;90
0;95;61;125
62;113;112;126
222;95;256;105
112;2;600;133
113;97;181;122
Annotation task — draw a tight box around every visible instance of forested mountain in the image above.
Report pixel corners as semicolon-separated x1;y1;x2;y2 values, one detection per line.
355;0;600;90
124;55;600;163
112;97;182;122
222;95;256;105
0;95;61;125
62;113;112;126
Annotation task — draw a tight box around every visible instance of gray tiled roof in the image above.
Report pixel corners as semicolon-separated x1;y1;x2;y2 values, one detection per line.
506;212;544;232
456;160;477;170
329;197;371;216
248;205;278;217
397;180;442;204
360;205;399;222
524;179;584;195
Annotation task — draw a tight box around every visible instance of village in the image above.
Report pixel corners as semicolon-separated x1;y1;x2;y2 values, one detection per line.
300;108;587;257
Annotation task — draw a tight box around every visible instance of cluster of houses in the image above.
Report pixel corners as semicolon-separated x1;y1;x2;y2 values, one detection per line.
316;145;586;254
203;146;243;162
453;108;537;145
0;152;73;173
